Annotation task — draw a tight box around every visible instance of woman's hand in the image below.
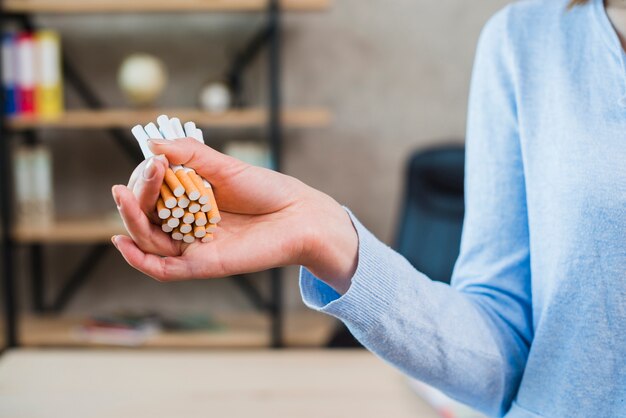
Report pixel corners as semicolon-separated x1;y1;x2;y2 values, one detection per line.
111;138;358;294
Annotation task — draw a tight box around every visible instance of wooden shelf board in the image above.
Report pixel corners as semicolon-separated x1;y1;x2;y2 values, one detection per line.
3;0;330;13
7;108;331;130
12;216;126;244
14;311;337;348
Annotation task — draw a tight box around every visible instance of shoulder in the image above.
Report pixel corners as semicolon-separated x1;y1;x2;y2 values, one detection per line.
477;0;581;63
485;0;571;31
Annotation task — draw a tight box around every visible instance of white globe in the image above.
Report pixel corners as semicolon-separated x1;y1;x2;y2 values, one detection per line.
118;53;168;106
199;82;231;113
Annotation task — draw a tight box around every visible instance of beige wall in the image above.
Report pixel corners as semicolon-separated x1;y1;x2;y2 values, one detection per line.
15;0;509;315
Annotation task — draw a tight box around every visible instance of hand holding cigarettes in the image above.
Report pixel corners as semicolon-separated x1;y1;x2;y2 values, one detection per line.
131;115;220;244
111;128;359;294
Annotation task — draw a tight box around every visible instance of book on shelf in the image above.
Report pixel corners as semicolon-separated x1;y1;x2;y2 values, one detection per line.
1;34;18;115
13;144;54;226
2;29;64;118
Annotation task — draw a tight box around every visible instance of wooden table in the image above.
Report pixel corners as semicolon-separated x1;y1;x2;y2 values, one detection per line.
0;349;438;418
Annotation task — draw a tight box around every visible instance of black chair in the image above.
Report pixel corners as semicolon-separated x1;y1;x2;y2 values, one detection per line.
394;145;465;283
327;145;466;348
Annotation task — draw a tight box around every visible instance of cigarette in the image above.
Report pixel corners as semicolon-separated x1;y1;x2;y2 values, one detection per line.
160;184;177;209
193;129;204;143
157;114;177;140
144;122;163;140
177;195;190;209
188;202;201;213
170;117;185;138
193;225;206;238
188;171;210;205
171;228;184;241
188;126;204;144
206;187;221;224
175;169;201;201
167;216;180;228
136;117;220;245
156;197;171;220
131;125;154;159
182;211;194;225
144;121;186;179
194;211;207;226
171;206;184;219
164;168;185;197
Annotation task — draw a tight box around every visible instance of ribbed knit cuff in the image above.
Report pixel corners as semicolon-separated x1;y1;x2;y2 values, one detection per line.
299;208;400;334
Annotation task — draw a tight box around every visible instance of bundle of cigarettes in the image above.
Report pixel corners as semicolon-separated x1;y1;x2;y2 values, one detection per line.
131;115;220;244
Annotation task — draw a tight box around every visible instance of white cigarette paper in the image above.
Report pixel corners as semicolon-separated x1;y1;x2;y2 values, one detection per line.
131;125;154;159
183;121;196;137
170;117;185;138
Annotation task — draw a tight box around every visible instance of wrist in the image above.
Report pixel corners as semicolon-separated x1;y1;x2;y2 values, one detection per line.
300;192;358;294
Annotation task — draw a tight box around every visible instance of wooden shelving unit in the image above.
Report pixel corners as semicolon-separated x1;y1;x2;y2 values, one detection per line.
7;108;331;130
0;1;332;349
12;216;126;243
14;311;337;348
3;0;330;13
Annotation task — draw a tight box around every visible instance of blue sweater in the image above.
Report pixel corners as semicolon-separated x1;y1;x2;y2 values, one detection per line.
299;1;626;416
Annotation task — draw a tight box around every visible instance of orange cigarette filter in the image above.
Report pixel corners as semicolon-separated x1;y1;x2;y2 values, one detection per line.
206;223;218;232
177;195;190;209
189;202;201;213
164;168;185;197
183;233;195;244
175;170;200;201
193;225;206;238
156;198;171;220
194;211;207;227
189;171;210;205
171;228;184;241
201;233;214;243
206;187;221;224
171;206;184;219
160;184;177;209
166;216;180;228
182;211;195;224
180;223;192;234
162;222;174;233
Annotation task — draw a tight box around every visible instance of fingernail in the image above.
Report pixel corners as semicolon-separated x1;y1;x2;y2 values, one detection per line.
143;158;157;180
111;236;119;248
148;139;172;146
111;185;122;208
154;154;167;162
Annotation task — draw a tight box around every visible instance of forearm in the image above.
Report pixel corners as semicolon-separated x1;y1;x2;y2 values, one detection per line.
300;210;521;416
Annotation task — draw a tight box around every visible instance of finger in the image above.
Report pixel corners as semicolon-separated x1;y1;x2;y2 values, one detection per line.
148;138;297;214
148;138;247;184
127;159;148;191
130;156;168;220
112;184;180;257
112;235;193;282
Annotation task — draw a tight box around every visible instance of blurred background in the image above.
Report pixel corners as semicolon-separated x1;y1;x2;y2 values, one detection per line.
0;1;508;416
0;0;509;351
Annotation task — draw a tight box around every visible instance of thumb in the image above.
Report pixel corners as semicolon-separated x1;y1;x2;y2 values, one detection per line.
147;138;247;184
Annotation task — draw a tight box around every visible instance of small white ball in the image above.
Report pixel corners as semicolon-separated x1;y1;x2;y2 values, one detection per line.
118;53;168;106
198;82;231;113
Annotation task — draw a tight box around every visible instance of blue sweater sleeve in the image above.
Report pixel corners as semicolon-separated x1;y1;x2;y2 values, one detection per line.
300;7;532;417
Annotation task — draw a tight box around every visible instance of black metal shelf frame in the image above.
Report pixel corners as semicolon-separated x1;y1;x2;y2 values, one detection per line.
0;1;284;349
